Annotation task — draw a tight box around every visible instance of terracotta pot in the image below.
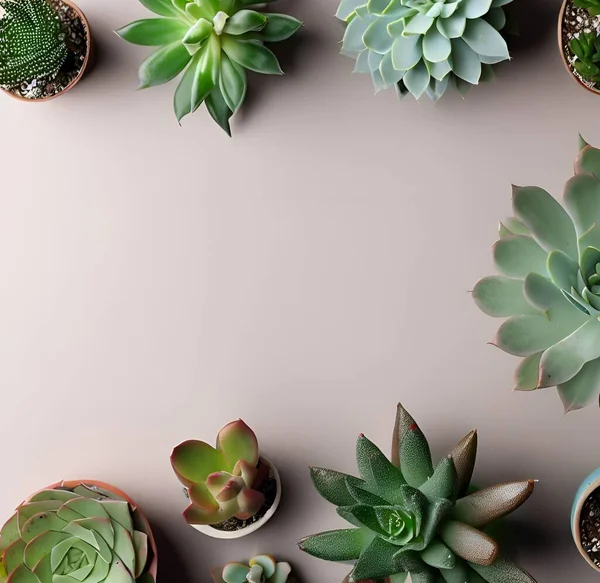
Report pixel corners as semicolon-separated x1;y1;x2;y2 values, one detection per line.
558;0;600;95
1;0;92;102
190;456;282;540
572;468;600;572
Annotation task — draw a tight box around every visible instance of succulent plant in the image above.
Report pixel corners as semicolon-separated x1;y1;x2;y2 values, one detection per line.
116;0;302;135
473;137;600;413
570;32;600;84
0;0;68;87
171;419;267;525
211;555;292;583
298;403;535;583
574;0;600;16
0;480;157;583
336;0;512;100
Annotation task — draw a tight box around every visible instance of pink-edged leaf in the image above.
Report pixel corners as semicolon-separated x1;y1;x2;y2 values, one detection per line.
206;472;244;502
188;483;219;513
171;440;227;486
217;420;259;467
232;460;258;487
234;487;264;520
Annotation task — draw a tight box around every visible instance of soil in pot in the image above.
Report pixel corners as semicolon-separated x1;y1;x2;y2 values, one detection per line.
1;0;89;100
211;459;278;533
560;0;600;92
579;488;600;567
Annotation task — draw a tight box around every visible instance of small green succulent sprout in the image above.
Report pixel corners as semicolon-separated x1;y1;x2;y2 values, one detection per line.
116;0;302;135
574;0;600;16
0;0;68;87
298;403;536;583
171;419;266;525
473;138;600;413
336;0;513;101
570;32;600;84
212;555;292;583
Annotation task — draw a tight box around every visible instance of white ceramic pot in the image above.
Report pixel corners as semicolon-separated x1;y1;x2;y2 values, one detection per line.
191;456;281;539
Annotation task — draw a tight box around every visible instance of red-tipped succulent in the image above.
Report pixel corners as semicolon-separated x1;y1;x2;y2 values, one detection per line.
171;420;266;525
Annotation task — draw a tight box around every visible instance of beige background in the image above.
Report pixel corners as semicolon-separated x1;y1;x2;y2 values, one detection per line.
0;0;597;580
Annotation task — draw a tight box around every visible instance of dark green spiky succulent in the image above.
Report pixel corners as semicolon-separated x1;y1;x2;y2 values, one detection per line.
116;0;302;135
298;404;536;583
0;0;68;87
570;32;600;84
574;0;600;16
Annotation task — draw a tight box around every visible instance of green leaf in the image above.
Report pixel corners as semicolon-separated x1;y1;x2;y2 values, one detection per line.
338;505;389;536
469;556;536;583
138;41;192;89
391;34;422;70
205;88;234;135
190;36;219;112
426;58;451;81
351;536;400;581
462;17;509;58
356;435;405;502
423;25;451;63
309;467;368;506
380;52;406;86
403;13;434;35
439;521;498;565
219;54;247;112
576;144;600;177
222;38;283;74
437;14;466;38
492;235;547;278
485;6;506;29
420;538;456;569
403;59;430;98
342;14;370;52
446;431;477;498
346;479;389;505
171;440;226;485
138;0;179;17
558;356;600;412
522;272;565;311
298;528;372;561
224;10;267;35
336;0;367;20
499;216;530;237
547;249;578;291
538;320;600;387
563;174;600;239
419;456;457;501
173;52;198;122
462;0;493;18
439;561;471;583
116;18;188;45
451;38;481;84
399;415;433;488
514;352;543;391
472;275;539;317
258;14;302;42
182;18;214;50
364;17;395;54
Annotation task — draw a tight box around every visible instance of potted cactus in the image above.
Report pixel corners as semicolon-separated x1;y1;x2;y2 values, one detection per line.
298;403;536;583
559;0;600;94
473;136;600;412
0;0;92;101
572;468;600;572
171;419;281;539
335;0;513;101
116;0;302;135
211;555;295;583
0;479;158;583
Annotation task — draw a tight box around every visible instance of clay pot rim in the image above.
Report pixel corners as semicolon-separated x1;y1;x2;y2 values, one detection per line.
189;455;282;540
558;0;600;96
572;472;600;572
1;0;92;103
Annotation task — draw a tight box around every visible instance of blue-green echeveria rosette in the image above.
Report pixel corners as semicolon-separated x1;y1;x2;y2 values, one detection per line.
298;403;536;583
473;137;600;413
211;555;293;583
0;480;157;583
336;0;512;100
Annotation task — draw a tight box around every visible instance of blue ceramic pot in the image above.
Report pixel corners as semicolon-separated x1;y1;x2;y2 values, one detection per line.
572;468;600;572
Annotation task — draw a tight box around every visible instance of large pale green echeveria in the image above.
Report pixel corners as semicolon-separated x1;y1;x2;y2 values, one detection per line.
473;137;600;413
298;404;535;583
116;0;302;135
336;0;512;100
0;481;156;583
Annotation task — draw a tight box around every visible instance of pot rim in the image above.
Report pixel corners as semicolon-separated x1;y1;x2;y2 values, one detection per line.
190;455;282;540
1;0;92;102
572;470;600;572
557;0;600;96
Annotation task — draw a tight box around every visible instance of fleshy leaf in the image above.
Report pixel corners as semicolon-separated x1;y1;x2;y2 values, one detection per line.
171;440;227;485
115;18;189;46
462;18;509;58
419;538;456;569
514;352;543;391
138;41;192;89
469;556;536;583
558;356;600;412
310;468;368;506
447;430;477;497
419;456;457;501
216;420;259;468
439;521;498;566
472;276;539;317
298;528;373;561
492;235;548;278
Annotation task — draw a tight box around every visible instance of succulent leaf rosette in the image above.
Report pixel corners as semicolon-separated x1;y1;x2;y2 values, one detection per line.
211;555;292;583
298;404;536;583
0;480;157;583
171;419;267;525
473;138;600;413
116;0;302;134
336;0;512;100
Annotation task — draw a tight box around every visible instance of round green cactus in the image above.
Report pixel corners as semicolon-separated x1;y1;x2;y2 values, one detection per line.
298;404;535;583
336;0;512;100
0;481;156;583
116;0;302;135
473;137;600;413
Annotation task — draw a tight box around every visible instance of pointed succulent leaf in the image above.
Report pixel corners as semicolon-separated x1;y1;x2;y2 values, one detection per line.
462;0;494;17
420;456;458;501
257;14;303;41
380;52;406;85
563;174;600;238
492;235;548;278
451;38;481;84
224;10;268;35
514;352;543;391
426;58;451;81
364;17;396;53
205;88;233;136
171;440;227;485
346;479;390;505
403;13;434;35
356;435;405;501
115;18;189;45
437;13;466;38
391;34;422;70
499;217;530;237
351;536;401;581
462;18;509;58
398;416;433;488
472;276;538;317
174;51;200;122
558;356;600;412
336;0;367;20
222;38;283;74
138;0;179;16
338;505;388;535
342;15;370;53
453;480;535;527
298;528;373;561
182;18;213;51
422;25;451;62
310;468;370;506
439;521;498;566
138;41;192;89
576;145;600;177
485;6;506;29
439;560;470;583
469;556;536;583
446;431;477;498
403;60;430;98
216;420;259;468
547;249;578;291
191;35;219;111
522;272;565;311
419;538;456;569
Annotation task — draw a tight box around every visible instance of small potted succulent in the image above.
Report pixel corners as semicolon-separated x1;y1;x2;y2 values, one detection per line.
298;403;536;583
0;0;92;101
211;555;294;583
473;136;600;412
559;0;600;93
334;0;513;101
572;468;600;572
116;0;302;135
0;479;158;583
171;419;281;539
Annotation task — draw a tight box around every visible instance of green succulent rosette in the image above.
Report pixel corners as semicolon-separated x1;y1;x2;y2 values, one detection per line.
211;555;292;583
336;0;512;100
298;404;536;583
473;138;600;412
116;0;302;135
0;481;157;583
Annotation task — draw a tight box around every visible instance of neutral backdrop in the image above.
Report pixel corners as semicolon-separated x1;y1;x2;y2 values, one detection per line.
0;0;596;580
